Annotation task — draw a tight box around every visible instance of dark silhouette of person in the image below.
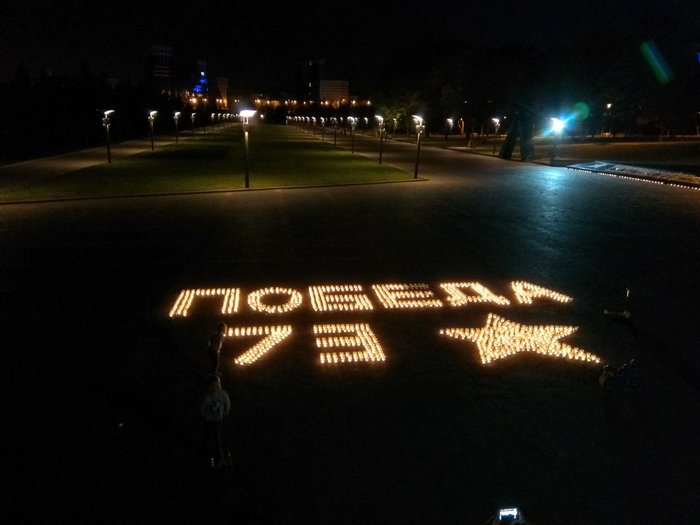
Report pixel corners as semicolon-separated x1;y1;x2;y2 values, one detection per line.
208;322;227;375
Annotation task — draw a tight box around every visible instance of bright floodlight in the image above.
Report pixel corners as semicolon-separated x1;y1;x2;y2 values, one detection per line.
551;117;564;134
240;109;257;126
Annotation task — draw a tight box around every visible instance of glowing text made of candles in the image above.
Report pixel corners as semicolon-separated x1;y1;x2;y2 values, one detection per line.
169;281;570;317
168;281;599;367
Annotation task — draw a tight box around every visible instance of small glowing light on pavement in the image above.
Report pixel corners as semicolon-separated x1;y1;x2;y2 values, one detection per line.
314;324;386;365
169;288;240;317
511;281;573;305
372;283;443;309
309;285;374;312
440;313;600;365
440;282;511;307
247;287;303;314
229;325;293;366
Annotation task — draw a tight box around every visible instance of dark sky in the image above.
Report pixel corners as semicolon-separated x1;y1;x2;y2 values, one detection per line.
2;0;698;91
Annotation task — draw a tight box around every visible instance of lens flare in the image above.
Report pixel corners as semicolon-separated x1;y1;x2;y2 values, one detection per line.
640;41;673;84
573;102;590;120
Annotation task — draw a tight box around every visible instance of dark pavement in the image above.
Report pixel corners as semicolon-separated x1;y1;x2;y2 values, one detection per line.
3;130;700;523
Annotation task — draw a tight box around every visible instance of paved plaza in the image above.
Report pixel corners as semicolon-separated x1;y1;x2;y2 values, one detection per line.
3;131;700;523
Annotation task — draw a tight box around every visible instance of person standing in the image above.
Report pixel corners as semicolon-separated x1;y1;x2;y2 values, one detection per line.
200;374;232;468
208;322;227;375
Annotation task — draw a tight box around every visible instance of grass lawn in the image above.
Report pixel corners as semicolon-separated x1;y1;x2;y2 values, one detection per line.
1;125;410;202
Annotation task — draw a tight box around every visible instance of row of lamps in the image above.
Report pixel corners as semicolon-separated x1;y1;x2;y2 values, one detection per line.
100;109;257;189
289;114;426;178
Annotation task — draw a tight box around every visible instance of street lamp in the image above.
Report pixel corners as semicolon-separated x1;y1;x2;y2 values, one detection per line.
148;110;158;151
190;112;196;137
320;117;326;141
445;118;454;146
550;117;565;160
348;117;357;153
211;112;216;131
491;117;501;154
102;110;114;164
413;115;425;179
240;109;257;189
173;111;181;143
375;115;385;164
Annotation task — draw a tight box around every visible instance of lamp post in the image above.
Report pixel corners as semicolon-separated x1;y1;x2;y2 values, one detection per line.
211;112;216;131
190;113;196;137
550;117;564;161
102;110;114;164
148;110;158;151
413;115;425;179
491;117;500;154
445;118;454;146
320;117;326;141
348;117;357;153
375;115;385;164
173;111;181;143
240;110;257;189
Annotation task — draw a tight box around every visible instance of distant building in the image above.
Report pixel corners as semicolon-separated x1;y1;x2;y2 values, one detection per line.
148;45;173;93
214;77;229;109
299;59;325;99
319;80;349;103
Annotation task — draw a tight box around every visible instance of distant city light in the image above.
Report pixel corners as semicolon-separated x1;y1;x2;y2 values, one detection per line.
193;71;209;94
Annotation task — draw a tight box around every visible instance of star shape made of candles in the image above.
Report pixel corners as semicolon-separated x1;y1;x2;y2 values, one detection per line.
439;313;600;365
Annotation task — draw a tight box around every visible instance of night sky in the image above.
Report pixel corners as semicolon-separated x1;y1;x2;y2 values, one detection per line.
2;0;699;91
